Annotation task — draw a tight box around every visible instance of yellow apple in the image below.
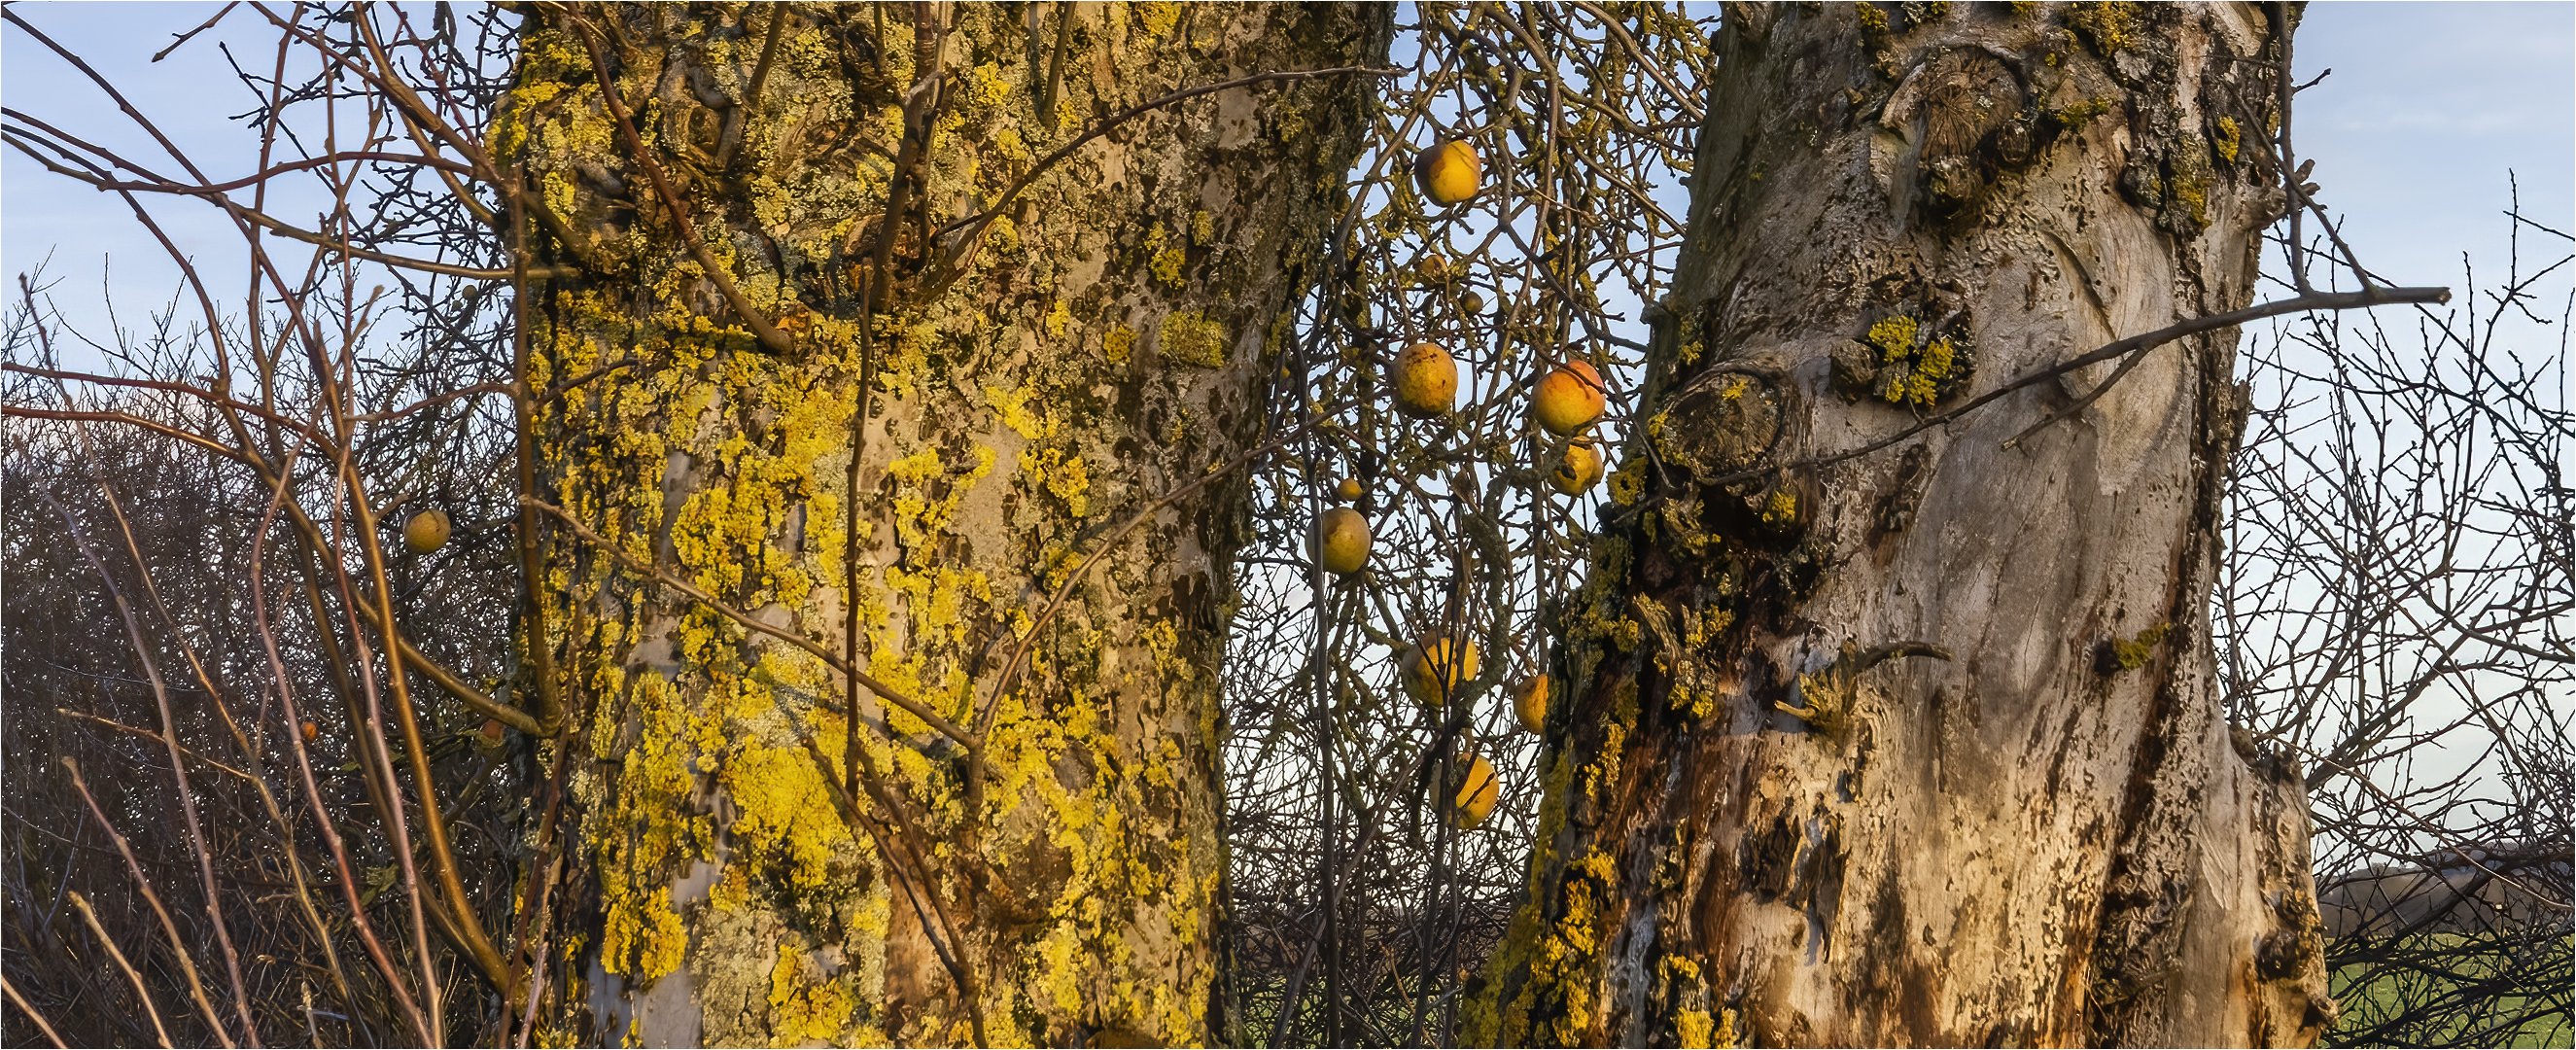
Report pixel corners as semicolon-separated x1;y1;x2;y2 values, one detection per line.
1414;140;1482;206
1551;439;1603;495
403;508;451;553
1393;342;1458;419
1311;508;1371;575
1336;477;1365;502
1514;676;1550;734
1402;634;1481;707
1449;752;1499;830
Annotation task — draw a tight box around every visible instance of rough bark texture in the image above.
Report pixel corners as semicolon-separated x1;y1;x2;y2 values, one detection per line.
1470;4;2330;1046
498;4;1382;1043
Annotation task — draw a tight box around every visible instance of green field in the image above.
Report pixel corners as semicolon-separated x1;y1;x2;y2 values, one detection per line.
2329;933;2573;1048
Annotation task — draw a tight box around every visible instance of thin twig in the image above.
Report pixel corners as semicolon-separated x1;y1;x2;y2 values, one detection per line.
60;759;237;1049
568;17;794;354
0;975;69;1050
52;709;254;783
713;5;788;170
47;492;261;1047
1706;285;2454;487
246;450;437;1042
67;891;176;1048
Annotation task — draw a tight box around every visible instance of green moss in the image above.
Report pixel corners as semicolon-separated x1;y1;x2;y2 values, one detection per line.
2214;116;2243;163
2050;97;2118;132
2106;622;2171;672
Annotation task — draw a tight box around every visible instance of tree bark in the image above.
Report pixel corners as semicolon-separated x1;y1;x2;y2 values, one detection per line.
1471;4;2331;1046
499;4;1383;1043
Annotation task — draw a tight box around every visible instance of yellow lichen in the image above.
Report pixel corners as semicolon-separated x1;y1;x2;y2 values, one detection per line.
512;4;1341;1041
1864;315;1958;408
1864;315;1919;361
1761;489;1797;527
720;746;856;895
1146;226;1188;288
1607;457;1648;507
1136;1;1182;36
768;944;855;1042
1855;3;1890;36
2107;622;2171;672
1021;446;1094;517
2066;2;2140;53
1159;311;1230;368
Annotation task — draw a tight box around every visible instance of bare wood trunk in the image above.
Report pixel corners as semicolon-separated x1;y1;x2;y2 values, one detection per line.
1471;4;2331;1045
499;4;1382;1043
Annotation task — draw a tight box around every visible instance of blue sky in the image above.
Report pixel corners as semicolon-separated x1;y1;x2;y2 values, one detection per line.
5;3;2567;342
2286;2;2573;293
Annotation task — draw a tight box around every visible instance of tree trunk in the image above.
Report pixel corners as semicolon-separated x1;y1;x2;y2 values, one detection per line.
500;4;1382;1043
1471;4;2331;1045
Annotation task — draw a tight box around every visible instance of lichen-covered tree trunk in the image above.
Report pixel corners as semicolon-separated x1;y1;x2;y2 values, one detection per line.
499;4;1383;1043
1471;4;2331;1046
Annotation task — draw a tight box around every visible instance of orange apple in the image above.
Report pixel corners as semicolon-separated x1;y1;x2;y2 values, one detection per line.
1533;361;1606;436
